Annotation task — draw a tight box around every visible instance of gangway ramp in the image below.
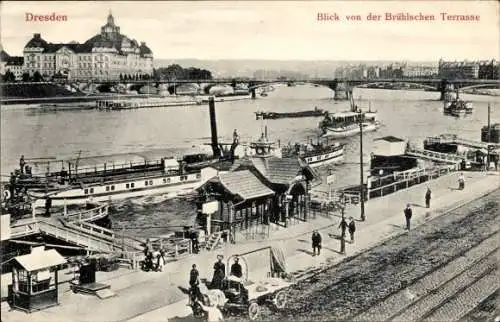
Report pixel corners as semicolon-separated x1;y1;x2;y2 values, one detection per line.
8;204;142;253
406;148;462;166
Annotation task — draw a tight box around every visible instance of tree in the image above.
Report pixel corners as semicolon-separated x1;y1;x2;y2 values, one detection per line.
119;73;123;81
3;70;16;82
22;72;30;82
33;71;44;82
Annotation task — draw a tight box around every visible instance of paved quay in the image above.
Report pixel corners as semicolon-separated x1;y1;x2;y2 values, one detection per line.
1;171;498;322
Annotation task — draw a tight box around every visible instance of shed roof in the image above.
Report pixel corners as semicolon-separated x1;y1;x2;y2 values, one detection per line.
210;170;274;201
14;248;66;272
251;157;315;185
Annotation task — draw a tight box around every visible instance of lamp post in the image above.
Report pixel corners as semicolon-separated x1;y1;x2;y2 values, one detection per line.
359;109;366;221
487;103;491;169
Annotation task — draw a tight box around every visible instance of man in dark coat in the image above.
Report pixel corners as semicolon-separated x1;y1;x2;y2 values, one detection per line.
312;230;322;256
19;155;25;174
425;188;432;208
189;264;203;302
230;257;243;278
348;217;356;242
45;197;52;217
339;218;348;239
211;255;225;289
404;204;413;230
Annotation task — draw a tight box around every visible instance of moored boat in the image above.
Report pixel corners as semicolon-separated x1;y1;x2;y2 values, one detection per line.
443;90;473;117
282;139;344;167
15;153;218;206
319;97;380;138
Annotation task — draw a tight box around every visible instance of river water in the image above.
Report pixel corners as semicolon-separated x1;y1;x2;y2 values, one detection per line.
1;85;499;237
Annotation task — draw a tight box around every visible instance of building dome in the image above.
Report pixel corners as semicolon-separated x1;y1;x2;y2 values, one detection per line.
24;33;48;49
139;42;152;55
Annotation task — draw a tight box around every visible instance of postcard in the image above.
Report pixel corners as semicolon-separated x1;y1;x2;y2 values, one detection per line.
0;1;499;321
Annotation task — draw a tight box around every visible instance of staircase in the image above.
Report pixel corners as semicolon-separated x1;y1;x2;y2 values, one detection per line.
205;230;226;251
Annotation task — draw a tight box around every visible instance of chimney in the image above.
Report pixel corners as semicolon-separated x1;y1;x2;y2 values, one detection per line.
34;33;41;38
208;97;221;158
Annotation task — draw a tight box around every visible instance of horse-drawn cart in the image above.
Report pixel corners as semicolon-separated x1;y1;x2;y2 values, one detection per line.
221;275;291;320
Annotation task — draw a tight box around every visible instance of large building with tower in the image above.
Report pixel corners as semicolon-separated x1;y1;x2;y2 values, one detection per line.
22;12;153;81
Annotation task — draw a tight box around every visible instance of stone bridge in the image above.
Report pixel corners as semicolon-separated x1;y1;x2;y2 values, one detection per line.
8;78;500;100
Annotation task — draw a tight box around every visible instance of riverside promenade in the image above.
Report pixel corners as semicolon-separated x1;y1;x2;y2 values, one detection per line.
1;171;498;322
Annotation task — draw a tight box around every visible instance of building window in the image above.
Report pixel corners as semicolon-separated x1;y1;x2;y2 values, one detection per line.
145;181;149;186
84;188;89;194
111;185;115;191
130;182;135;188
126;183;130;189
106;186;110;192
90;188;94;194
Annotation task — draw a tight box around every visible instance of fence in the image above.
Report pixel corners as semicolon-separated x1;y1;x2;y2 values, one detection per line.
367;166;455;199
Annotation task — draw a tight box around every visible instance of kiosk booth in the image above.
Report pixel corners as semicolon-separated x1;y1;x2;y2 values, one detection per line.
9;247;66;312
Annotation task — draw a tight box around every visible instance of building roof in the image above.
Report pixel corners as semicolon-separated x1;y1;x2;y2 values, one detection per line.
249;157;315;185
209;170;275;201
5;56;24;66
374;136;406;143
24;14;152;57
0;50;11;62
14;248;66;272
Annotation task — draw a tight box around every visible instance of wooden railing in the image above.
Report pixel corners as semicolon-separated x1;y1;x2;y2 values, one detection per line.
406;148;463;164
63;220;115;241
65;204;108;223
368;166;455;198
37;221;118;252
10;220;40;238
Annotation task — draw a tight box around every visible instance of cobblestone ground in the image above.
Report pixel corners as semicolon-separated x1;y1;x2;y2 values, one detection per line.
226;189;499;321
462;290;500;322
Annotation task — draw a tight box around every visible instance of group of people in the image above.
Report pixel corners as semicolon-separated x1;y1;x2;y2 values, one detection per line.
188;255;244;321
311;217;356;256
141;239;166;272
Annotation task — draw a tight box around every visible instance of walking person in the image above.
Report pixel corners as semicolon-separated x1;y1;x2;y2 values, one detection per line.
404;204;413;230
311;230;322;256
339;217;348;239
425;188;432;208
189;264;203;303
19;155;25;174
458;172;465;190
348;217;356;242
44;196;52;217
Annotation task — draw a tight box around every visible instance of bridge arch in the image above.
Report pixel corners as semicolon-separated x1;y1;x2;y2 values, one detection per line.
354;81;437;91
460;84;500;91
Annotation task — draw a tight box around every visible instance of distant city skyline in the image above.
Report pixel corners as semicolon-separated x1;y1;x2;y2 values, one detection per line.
1;1;498;61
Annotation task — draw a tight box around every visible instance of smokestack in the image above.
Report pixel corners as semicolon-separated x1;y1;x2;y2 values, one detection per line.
265;125;268;139
208;96;221;158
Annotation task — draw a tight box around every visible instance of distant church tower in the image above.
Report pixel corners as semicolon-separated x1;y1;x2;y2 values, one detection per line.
101;10;121;37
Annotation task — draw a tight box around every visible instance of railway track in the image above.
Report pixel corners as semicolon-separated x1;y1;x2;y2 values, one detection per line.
251;189;499;321
353;236;498;321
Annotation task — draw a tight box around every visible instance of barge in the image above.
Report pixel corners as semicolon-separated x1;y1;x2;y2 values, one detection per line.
255;107;326;120
96;97;203;110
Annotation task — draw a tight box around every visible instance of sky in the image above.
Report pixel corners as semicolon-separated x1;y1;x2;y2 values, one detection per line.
0;1;498;61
